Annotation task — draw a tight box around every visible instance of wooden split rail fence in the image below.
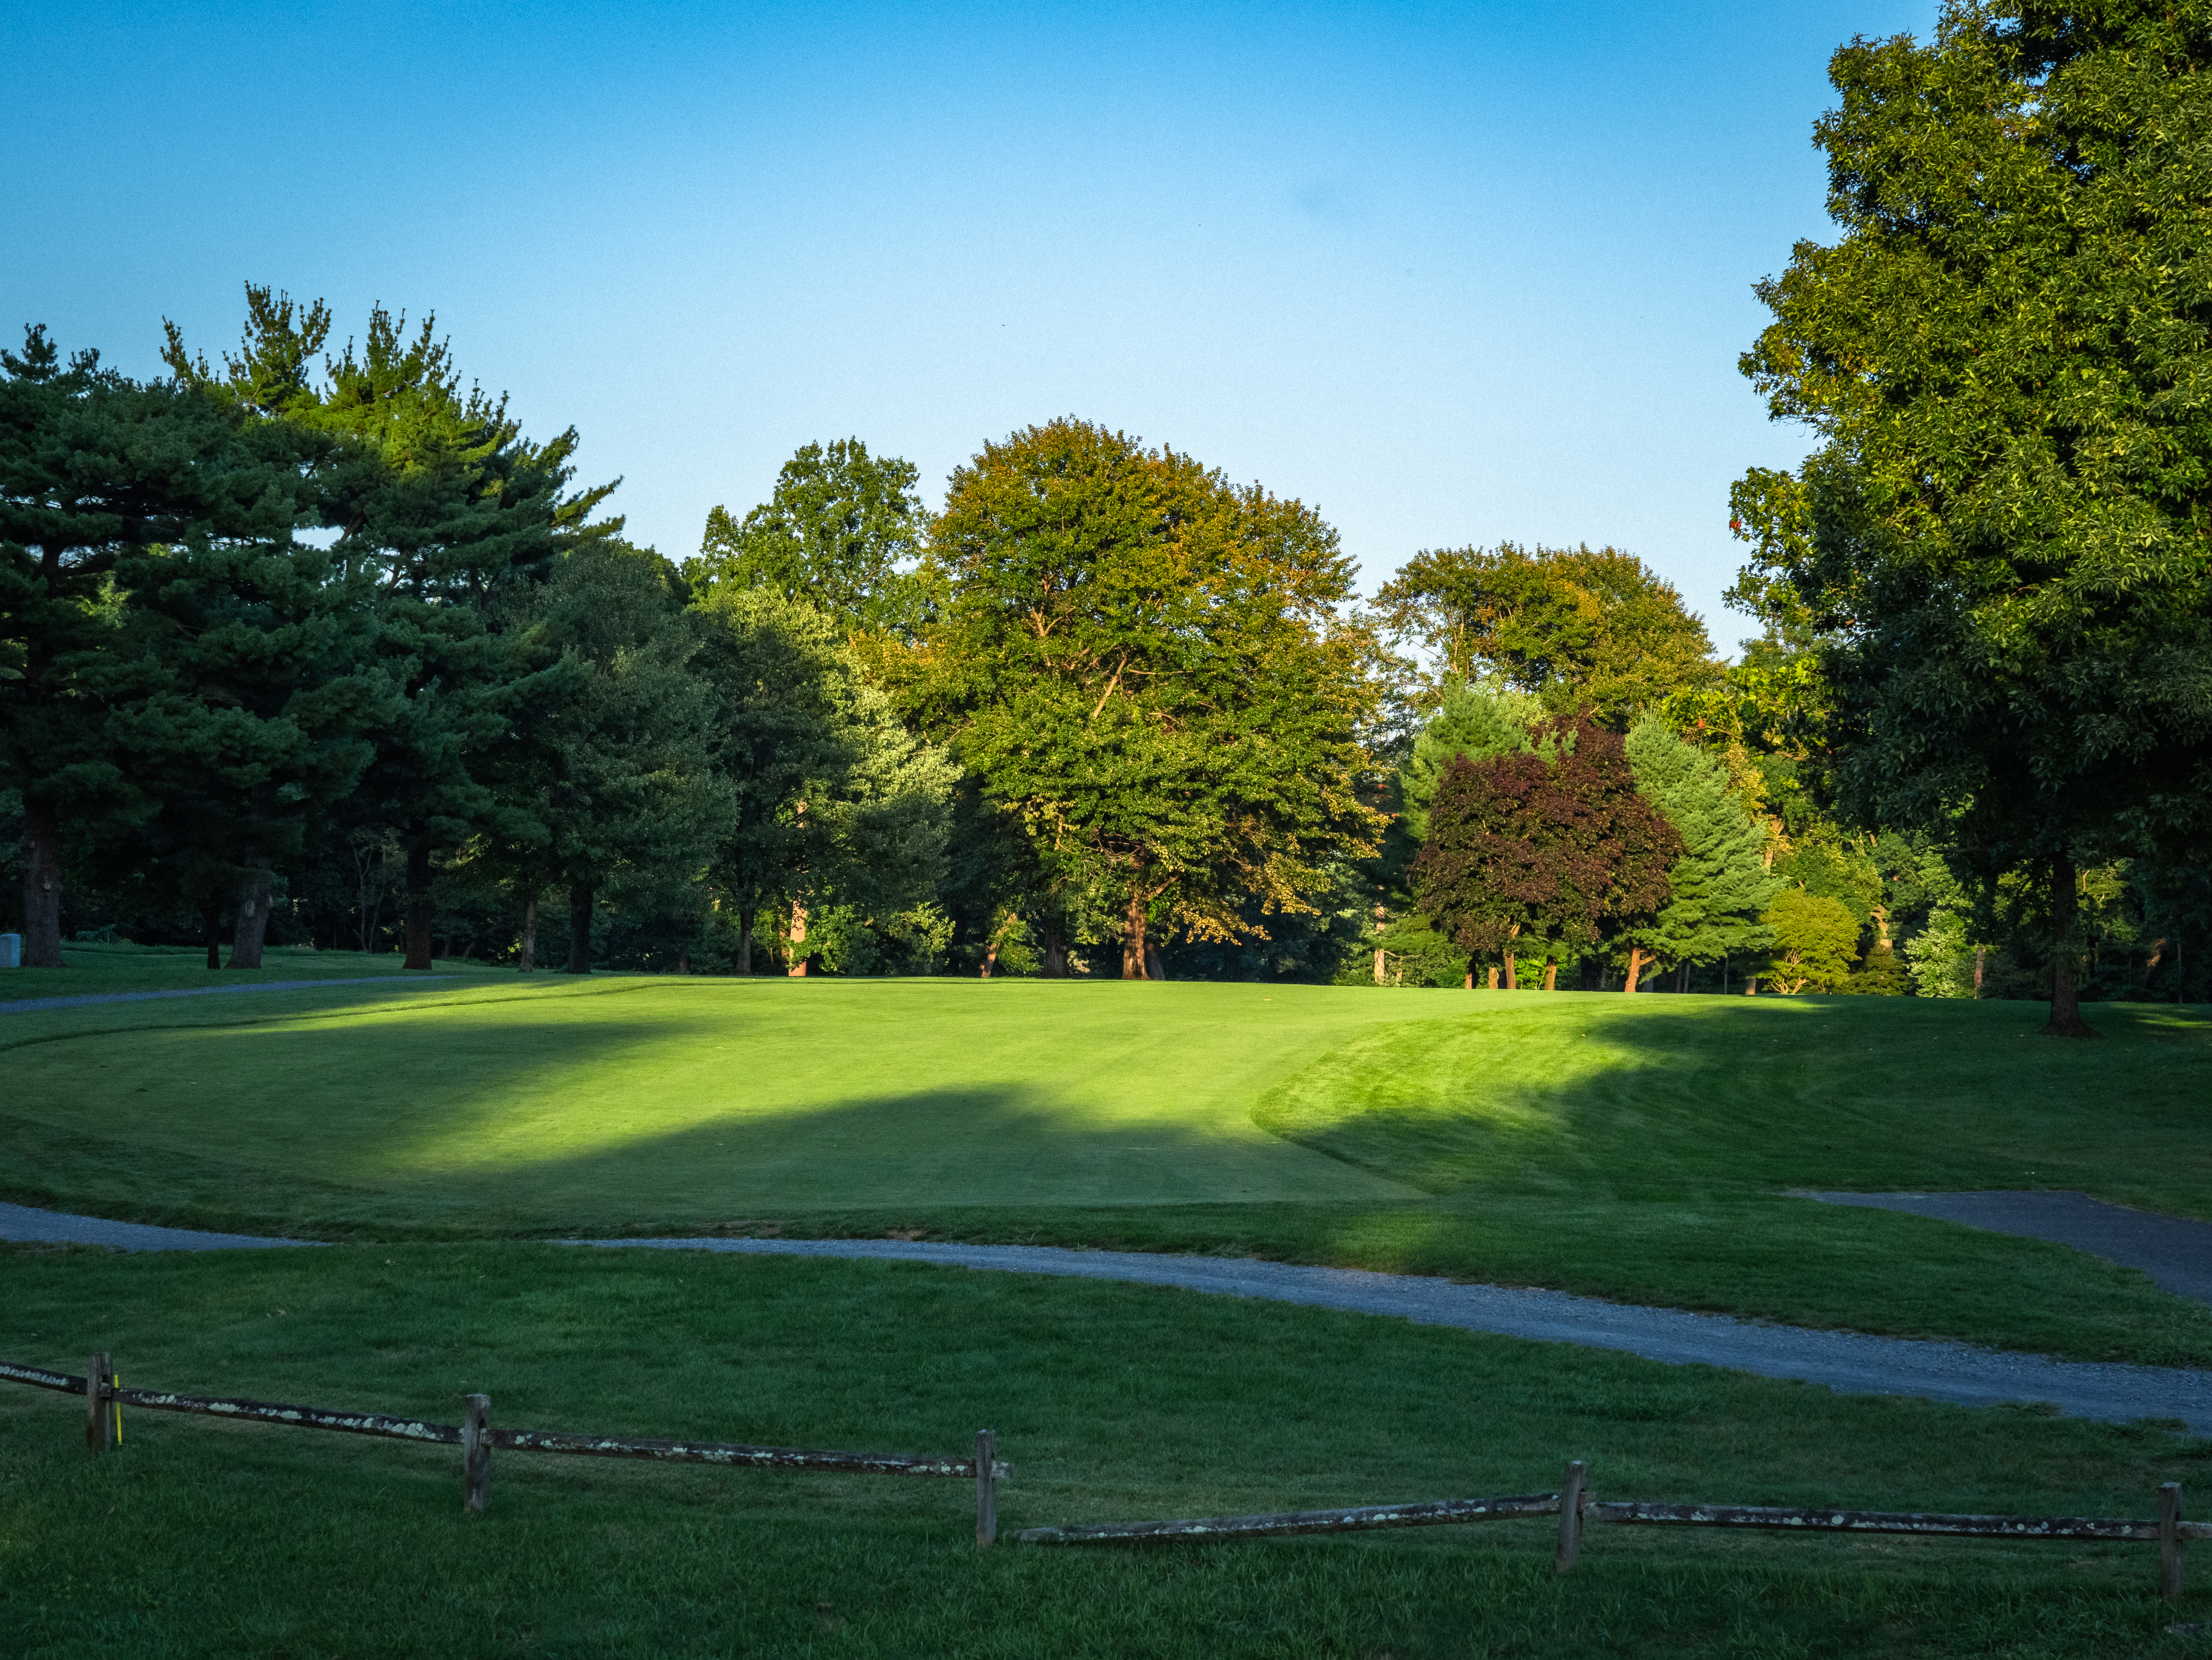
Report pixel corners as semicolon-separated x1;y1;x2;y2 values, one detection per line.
8;1358;2202;1601
1019;1459;2205;1603
1;1354;1008;1546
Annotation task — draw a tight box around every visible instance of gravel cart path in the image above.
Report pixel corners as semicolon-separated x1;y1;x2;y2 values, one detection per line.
6;1203;2206;1429
1803;1190;2212;1306
0;974;450;1015
0;1201;323;1251
580;1236;2212;1432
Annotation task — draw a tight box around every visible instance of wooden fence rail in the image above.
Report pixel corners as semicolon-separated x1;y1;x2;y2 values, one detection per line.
1020;1459;2203;1603
2;1354;1009;1545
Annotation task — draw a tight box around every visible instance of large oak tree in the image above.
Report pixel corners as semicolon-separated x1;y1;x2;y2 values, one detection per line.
1735;0;2212;1036
909;419;1382;977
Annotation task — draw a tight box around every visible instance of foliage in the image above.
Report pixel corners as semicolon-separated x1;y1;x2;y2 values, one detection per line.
1736;1;2212;1034
694;585;956;972
1761;889;1861;993
1375;542;1719;726
913;419;1382;976
1623;717;1781;971
1908;907;1980;998
1412;710;1680;979
692;438;928;638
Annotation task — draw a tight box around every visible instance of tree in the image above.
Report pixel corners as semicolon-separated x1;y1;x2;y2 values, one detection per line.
1366;681;1540;986
1761;890;1861;994
1735;2;2212;1036
476;540;725;975
695;585;954;975
1413;710;1681;990
914;419;1382;978
165;286;619;970
694;439;927;638
1623;717;1782;982
1376;543;1719;725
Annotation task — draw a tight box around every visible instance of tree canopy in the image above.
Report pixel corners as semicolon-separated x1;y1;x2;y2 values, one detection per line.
1734;0;2212;1035
1375;542;1719;726
694;438;927;638
907;419;1382;977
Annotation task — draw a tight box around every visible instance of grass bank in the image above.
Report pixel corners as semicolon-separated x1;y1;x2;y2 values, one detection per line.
1;1243;2206;1658
2;977;2207;1363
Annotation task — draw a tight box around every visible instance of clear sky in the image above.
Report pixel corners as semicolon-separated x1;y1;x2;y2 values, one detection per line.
7;0;1937;648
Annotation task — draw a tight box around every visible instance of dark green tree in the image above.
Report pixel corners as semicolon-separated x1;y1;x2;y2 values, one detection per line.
1736;1;2212;1036
165;286;619;970
693;438;927;638
1623;717;1781;982
695;586;955;975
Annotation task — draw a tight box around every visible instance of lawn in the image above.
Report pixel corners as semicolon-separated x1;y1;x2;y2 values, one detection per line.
0;941;510;1001
1;975;2208;1365
1;1241;2205;1659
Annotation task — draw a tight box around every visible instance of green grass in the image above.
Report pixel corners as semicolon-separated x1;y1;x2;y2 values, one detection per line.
2;977;2207;1364
0;941;510;1001
2;1242;2208;1658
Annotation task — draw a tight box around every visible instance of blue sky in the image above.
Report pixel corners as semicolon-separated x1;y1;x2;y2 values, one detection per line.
7;0;1936;647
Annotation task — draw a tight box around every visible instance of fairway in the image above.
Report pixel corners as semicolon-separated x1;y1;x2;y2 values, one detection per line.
6;973;2211;1366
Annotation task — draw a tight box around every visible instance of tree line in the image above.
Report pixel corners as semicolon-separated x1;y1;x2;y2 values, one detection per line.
13;0;2212;1054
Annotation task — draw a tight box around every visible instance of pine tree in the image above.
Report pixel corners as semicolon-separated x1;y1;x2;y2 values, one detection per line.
1623;717;1781;983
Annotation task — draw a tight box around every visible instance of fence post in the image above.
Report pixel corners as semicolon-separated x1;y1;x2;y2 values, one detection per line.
975;1429;998;1548
2160;1482;2185;1602
85;1353;117;1453
462;1394;491;1512
1555;1459;1586;1574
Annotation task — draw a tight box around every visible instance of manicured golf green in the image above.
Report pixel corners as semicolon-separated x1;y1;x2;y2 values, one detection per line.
0;1241;2203;1658
3;975;2208;1362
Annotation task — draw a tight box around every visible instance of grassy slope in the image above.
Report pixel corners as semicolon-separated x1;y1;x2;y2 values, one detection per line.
1;1243;2206;1659
0;942;514;1001
3;977;2209;1363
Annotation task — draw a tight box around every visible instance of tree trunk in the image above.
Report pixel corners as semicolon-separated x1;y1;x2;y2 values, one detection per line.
1145;942;1167;981
1485;966;1499;990
1465;958;1477;990
1041;919;1069;978
203;896;224;970
566;881;594;974
1503;929;1519;991
1744;974;1758;995
229;862;274;969
2044;852;2097;1038
737;905;755;976
1542;958;1558;991
676;945;691;974
1973;944;1985;998
519;895;538;972
1374;906;1387;986
19;795;64;968
788;900;808;976
1122;888;1148;980
1623;947;1647;993
404;834;434;970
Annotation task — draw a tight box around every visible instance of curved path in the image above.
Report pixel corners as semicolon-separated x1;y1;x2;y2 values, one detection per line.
6;1201;2205;1430
1804;1190;2212;1306
581;1236;2212;1432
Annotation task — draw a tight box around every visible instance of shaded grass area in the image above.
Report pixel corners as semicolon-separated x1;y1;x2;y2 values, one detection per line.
0;941;509;1003
3;980;2210;1365
2;1243;2208;1659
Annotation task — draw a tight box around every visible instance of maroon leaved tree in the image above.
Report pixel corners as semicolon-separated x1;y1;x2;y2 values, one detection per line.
1412;710;1680;990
